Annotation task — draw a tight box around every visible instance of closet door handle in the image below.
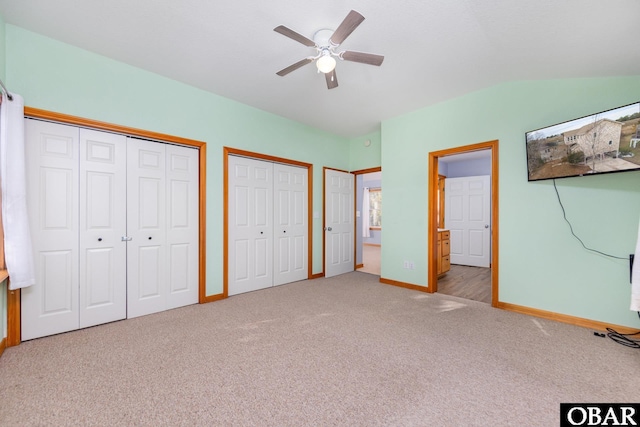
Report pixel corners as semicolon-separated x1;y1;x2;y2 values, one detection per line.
98;238;102;242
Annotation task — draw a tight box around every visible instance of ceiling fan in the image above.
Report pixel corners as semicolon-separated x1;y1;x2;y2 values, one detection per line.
274;10;384;89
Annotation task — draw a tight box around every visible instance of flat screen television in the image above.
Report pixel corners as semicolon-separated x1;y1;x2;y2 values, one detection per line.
526;101;640;181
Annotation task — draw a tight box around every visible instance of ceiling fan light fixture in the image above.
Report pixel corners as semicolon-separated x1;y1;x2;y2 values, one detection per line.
316;54;336;73
274;10;384;89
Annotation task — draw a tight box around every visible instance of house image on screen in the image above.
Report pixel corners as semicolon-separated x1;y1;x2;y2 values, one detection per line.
540;143;569;162
562;118;622;162
631;124;640;148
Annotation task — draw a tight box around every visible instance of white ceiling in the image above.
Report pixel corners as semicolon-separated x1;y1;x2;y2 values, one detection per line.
0;0;638;138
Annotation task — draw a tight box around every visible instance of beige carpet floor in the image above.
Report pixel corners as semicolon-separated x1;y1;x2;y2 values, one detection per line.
0;272;638;426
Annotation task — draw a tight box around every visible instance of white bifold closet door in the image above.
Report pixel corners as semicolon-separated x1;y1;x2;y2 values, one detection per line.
127;139;200;318
79;129;128;328
22;121;128;340
228;155;307;296
21;119;199;340
273;162;307;286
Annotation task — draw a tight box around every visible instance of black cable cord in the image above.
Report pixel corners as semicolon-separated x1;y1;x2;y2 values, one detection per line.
606;321;640;349
603;310;640;349
553;179;628;260
553;180;640;346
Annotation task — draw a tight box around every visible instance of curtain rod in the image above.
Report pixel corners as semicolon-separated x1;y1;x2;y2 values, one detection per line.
0;77;13;101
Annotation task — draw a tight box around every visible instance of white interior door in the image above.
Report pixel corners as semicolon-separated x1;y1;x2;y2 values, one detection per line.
127;138;167;318
445;175;491;268
79;129;127;328
228;155;273;296
324;169;354;278
22;120;80;340
273;163;307;286
166;144;199;309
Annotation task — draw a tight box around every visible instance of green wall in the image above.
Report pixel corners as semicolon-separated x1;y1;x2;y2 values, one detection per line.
3;21;639;329
382;77;640;327
5;25;351;296
349;130;381;171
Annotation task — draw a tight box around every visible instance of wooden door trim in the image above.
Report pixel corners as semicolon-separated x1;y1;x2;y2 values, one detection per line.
223;147;314;297
351;167;382;272
427;140;499;307
352;166;381;175
23;107;205;148
7;107;208;346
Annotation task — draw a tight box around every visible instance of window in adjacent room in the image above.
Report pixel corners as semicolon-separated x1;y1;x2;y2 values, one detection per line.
437;175;445;229
369;188;381;229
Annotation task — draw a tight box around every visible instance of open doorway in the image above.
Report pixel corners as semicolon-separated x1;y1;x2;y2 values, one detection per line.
427;141;499;306
354;167;382;276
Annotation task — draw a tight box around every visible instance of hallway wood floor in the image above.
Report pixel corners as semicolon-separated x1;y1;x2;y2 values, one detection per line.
437;264;492;304
357;244;381;276
357;245;491;304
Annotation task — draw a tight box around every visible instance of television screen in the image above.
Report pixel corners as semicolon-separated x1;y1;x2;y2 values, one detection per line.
526;102;640;181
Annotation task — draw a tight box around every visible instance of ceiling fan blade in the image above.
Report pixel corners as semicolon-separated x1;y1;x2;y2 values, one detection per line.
325;70;338;89
274;25;316;47
329;10;365;46
341;51;384;66
276;58;314;76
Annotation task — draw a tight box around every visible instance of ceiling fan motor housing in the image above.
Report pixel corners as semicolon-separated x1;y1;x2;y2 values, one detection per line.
313;29;335;49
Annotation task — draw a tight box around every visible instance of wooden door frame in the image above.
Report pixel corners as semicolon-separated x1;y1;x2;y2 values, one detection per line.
351;167;382;271
427;140;499;306
223;147;314;297
6;107;207;347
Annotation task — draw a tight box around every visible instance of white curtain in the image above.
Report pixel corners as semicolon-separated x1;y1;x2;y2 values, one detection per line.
631;214;640;311
362;187;371;238
0;92;36;290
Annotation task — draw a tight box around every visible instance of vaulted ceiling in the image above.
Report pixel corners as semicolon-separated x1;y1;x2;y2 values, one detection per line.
0;0;638;137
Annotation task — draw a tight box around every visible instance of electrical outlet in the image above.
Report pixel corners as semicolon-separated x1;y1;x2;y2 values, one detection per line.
403;261;409;269
409;261;415;270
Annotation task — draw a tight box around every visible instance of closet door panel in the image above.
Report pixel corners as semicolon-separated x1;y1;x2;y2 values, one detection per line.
166;144;199;308
79;129;127;328
273;163;307;286
228;156;273;296
127;138;167;318
137;245;162;297
22;120;80;340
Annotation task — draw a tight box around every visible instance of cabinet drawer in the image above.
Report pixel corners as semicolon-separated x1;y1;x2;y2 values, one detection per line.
442;255;450;273
441;239;450;256
440;231;450;240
